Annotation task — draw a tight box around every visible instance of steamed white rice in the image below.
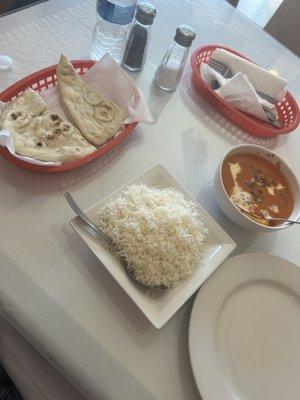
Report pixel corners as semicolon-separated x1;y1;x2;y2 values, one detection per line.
98;184;208;287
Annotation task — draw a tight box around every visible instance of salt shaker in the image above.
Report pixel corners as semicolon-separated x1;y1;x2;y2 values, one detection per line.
122;2;156;71
155;25;196;91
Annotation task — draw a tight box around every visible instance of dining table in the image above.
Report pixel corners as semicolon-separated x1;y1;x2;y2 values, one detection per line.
0;0;300;399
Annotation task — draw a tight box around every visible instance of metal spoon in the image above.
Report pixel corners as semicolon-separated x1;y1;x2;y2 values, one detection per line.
65;192;165;289
236;204;300;226
65;191;112;244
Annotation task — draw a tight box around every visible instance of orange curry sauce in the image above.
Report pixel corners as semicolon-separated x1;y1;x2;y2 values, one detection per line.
222;152;294;225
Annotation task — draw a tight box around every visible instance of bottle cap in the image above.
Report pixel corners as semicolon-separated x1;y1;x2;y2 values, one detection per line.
136;2;156;25
0;55;13;71
174;25;196;47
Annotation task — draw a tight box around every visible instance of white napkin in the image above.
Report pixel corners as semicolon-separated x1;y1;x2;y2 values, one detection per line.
212;48;287;101
0;54;153;166
200;48;287;122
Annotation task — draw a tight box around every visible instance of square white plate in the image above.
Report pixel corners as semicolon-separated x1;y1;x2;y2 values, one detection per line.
70;164;236;328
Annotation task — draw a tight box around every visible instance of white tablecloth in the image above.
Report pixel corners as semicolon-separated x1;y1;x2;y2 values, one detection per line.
0;1;300;399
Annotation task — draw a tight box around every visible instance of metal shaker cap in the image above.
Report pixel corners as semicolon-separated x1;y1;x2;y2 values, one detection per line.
136;2;156;25
174;25;196;47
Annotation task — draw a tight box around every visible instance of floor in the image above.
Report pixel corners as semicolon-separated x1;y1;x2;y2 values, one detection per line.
0;0;285;28
0;364;23;400
0;0;48;16
235;0;284;28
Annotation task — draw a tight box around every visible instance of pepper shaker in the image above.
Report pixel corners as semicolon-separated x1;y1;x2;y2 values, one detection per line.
155;25;196;91
122;2;156;72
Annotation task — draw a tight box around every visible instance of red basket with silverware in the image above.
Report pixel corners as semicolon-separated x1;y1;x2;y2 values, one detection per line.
0;60;138;173
191;44;300;138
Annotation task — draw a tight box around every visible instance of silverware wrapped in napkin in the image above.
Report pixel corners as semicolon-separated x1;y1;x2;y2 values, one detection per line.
200;48;288;126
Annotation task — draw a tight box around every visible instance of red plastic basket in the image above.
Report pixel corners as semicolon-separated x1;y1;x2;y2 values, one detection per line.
0;60;138;173
191;45;300;138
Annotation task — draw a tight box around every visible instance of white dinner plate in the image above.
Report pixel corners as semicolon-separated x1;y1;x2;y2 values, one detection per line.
70;164;236;328
189;253;300;400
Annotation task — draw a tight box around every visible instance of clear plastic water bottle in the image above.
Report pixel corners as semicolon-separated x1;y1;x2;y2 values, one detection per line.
90;0;137;63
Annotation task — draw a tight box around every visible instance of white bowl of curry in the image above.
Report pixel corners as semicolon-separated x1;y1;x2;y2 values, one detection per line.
214;144;300;232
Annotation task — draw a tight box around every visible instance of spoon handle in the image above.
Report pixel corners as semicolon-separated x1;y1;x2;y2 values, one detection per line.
65;192;112;244
272;218;300;225
236;204;299;225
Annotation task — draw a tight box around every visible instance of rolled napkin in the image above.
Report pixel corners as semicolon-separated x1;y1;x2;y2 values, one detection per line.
212;48;287;102
200;48;288;123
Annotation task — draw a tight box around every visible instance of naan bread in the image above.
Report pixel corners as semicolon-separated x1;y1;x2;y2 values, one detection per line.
0;89;96;163
57;54;127;146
